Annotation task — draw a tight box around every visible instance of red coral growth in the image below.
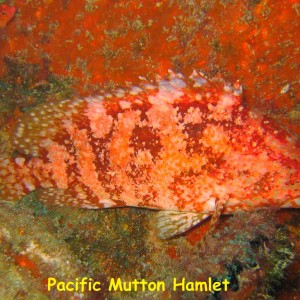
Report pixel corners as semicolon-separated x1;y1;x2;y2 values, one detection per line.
186;218;211;246
0;0;299;133
15;253;42;278
166;246;177;259
0;4;16;29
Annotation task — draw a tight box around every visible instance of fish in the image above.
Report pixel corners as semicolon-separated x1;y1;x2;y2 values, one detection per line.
0;4;16;29
0;71;299;239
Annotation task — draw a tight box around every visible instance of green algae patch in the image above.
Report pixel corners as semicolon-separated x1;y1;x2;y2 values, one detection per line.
0;57;75;114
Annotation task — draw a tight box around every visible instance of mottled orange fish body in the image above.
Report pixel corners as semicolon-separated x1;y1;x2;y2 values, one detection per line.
0;72;299;221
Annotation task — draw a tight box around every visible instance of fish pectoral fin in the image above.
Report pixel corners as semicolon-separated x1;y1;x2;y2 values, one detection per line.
206;198;227;234
154;211;210;239
199;198;228;248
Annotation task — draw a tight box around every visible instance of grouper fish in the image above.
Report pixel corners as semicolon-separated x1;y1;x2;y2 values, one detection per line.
0;71;299;239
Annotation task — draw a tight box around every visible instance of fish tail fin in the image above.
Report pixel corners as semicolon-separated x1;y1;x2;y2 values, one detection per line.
0;157;35;201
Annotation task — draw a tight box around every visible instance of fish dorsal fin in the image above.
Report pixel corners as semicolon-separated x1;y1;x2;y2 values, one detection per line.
12;98;85;156
154;211;210;239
